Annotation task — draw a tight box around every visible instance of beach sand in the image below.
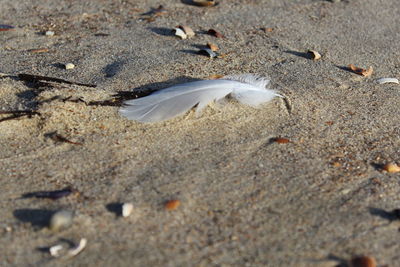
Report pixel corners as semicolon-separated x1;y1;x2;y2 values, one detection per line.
1;0;400;266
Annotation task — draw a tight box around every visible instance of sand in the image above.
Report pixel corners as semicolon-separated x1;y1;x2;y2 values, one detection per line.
1;0;400;266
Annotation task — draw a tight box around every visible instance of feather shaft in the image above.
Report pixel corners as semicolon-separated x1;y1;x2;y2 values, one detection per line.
119;74;279;123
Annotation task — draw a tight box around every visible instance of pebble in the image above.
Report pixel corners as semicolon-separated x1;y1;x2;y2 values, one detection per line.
49;210;74;231
65;63;75;70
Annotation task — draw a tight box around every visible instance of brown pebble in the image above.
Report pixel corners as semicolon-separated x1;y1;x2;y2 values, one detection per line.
383;163;400;173
165;200;180;211
350;256;376;267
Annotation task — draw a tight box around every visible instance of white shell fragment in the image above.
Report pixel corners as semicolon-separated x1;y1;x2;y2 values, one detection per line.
193;0;216;6
67;238;87;257
49;244;63;257
199;48;217;58
45;31;55;36
179;25;195;38
376;78;399;84
122;203;134;217
308;50;321;60
174;28;187;39
65;63;75;70
49;210;73;231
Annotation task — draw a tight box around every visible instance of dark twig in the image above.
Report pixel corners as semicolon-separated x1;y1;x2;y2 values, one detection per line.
0;110;40;122
18;73;96;88
44;131;83;145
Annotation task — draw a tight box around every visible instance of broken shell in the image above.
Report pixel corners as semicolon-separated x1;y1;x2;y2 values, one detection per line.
177;25;195;38
383;163;400;173
49;210;73;231
45;31;55;36
49;244;63;257
174;27;187;39
207;42;219;52
271;137;290;144
349;256;376;267
165;199;180;211
207;29;225;38
198;48;217;58
307;50;321;60
65;63;75;70
122;203;134;217
192;0;216;7
67;238;87;257
348;64;373;77
376;78;399;84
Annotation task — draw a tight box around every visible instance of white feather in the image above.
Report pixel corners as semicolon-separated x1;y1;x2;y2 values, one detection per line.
119;74;279;123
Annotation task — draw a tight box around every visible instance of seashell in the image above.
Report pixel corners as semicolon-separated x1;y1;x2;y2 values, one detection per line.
198;48;217;58
177;25;195;38
45;31;55;36
122;203;134;217
174;27;187;39
307;50;321;60
49;244;63;257
192;0;216;7
207;28;225;38
165;200;180;211
65;63;75;70
376;78;399;84
207;42;219;51
67;238;87;257
383;162;400;173
348;64;373;77
49;210;73;231
270;137;290;144
349;255;376;267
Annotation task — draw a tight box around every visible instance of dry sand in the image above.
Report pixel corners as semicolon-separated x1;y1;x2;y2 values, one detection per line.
1;0;400;266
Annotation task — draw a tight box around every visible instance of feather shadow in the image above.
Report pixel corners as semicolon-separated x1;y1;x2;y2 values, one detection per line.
88;76;201;107
284;50;312;60
149;27;174;37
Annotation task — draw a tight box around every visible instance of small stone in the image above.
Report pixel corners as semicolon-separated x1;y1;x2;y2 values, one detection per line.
122;203;134;217
49;210;73;231
65;63;75;70
45;31;55;36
